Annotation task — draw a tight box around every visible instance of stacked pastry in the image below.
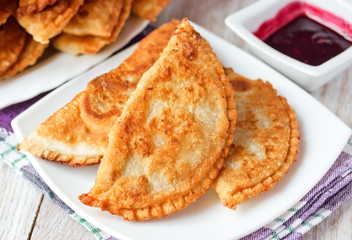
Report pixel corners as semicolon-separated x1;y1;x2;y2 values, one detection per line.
213;69;299;209
52;0;134;55
19;20;182;166
19;19;300;221
0;1;47;79
0;0;171;80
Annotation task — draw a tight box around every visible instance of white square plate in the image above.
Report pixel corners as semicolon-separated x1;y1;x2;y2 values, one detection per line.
0;16;148;109
12;22;351;240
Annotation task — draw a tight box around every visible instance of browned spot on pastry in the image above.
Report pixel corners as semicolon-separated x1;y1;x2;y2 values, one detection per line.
79;19;237;220
18;20;181;166
213;68;299;210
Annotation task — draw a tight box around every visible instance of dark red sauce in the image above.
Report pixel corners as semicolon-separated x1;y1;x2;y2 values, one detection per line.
254;2;352;66
264;15;352;66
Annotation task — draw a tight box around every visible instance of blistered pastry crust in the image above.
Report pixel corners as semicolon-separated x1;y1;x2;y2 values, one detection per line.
79;19;237;220
213;70;299;210
18;20;180;166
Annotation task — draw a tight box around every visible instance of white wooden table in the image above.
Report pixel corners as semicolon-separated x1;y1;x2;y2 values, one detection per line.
1;0;351;239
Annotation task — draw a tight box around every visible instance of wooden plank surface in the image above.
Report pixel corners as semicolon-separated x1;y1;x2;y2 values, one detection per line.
30;196;94;240
0;163;42;240
0;0;351;239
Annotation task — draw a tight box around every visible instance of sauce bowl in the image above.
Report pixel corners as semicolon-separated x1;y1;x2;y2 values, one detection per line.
225;0;352;91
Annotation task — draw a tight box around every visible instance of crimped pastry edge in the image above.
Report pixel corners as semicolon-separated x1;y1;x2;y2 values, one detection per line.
17;133;104;167
2;34;48;79
119;59;237;221
79;20;237;220
52;0;133;55
16;0;84;44
220;87;299;210
18;20;181;166
79;70;236;221
17;93;105;167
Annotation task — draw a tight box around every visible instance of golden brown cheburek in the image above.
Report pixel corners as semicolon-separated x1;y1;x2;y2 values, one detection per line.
17;0;57;16
18;20;180;166
79;19;236;221
213;68;299;210
132;0;171;21
0;0;17;25
63;0;124;37
52;0;132;55
1;34;48;79
16;0;83;43
0;17;27;78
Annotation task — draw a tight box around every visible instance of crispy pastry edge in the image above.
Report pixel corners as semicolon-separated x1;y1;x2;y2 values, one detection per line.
220;85;300;210
118;66;237;221
17;93;104;167
17;138;103;167
17;20;181;166
78;23;237;220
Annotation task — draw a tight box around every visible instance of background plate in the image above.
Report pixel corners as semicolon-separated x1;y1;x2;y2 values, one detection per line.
12;22;351;240
0;16;148;109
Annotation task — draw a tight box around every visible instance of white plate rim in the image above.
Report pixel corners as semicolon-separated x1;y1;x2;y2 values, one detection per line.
0;16;148;110
11;22;352;240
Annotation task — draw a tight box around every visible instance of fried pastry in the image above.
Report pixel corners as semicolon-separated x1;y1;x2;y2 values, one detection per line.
16;0;84;43
79;19;237;221
18;20;180;166
0;0;17;25
0;17;27;78
2;34;48;79
17;0;57;16
52;0;132;55
213;68;299;210
63;0;124;37
132;0;171;21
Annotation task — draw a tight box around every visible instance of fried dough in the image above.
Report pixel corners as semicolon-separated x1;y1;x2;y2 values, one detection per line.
213;68;299;210
17;0;57;16
52;0;132;55
63;0;124;37
0;0;17;25
18;20;180;166
0;17;27;77
79;19;237;221
16;0;84;43
2;34;48;79
132;0;171;21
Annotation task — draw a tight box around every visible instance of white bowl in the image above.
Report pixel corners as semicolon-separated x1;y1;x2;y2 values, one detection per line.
225;0;352;91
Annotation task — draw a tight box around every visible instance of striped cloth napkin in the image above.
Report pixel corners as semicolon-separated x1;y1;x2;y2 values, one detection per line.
1;27;352;240
1;102;352;240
